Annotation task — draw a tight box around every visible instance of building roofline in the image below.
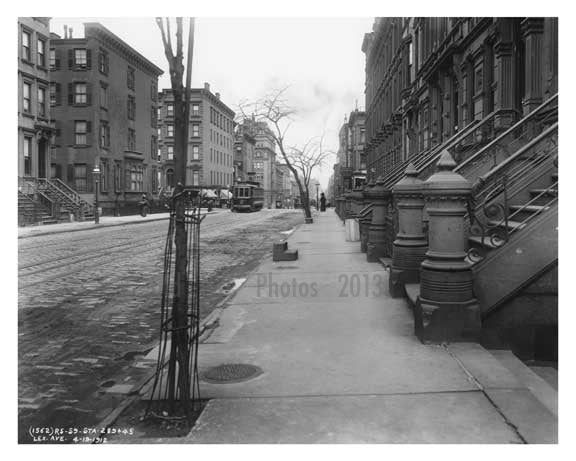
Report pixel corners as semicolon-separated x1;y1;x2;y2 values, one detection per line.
158;87;235;117
84;22;164;76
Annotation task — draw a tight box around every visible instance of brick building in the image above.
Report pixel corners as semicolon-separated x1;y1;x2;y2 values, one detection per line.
49;22;163;213
158;83;235;192
18;17;53;180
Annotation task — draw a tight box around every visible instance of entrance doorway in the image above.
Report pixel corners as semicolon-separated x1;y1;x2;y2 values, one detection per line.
38;138;47;178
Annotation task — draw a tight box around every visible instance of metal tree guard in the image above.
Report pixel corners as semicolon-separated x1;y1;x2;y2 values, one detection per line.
147;188;205;415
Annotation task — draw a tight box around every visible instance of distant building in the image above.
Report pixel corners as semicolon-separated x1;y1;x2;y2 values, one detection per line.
50;22;163;212
276;163;293;207
158;83;235;192
18;17;54;180
234;120;256;183
242;119;277;207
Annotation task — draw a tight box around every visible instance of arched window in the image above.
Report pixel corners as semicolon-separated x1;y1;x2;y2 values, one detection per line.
166;168;174;188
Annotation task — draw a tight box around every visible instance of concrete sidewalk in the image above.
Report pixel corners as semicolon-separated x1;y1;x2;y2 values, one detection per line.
182;209;556;444
17;208;228;239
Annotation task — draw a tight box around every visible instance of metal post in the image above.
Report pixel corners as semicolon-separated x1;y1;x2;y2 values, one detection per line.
316;183;319;211
93;164;100;224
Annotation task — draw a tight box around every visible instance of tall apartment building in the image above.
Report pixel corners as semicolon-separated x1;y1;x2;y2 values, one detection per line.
276;163;294;207
158;83;235;191
249;120;277;207
361;17;558;180
233;121;256;183
50;23;163;213
18;17;53;180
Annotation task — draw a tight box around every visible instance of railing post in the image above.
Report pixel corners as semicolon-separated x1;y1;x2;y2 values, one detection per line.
415;150;481;343
389;163;427;298
365;176;392;262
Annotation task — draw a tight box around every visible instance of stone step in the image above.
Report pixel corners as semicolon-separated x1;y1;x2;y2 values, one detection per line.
489;350;557;417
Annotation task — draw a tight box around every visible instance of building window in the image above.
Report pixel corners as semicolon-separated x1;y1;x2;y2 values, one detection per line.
128;164;143;191
157;148;162;162
74;49;87;67
151;135;157;159
166;169;174;188
37;39;46;67
74;164;88;192
75;121;89;145
167;103;174;117
98;50;109;75
23;136;32;176
37;87;46;117
22;30;31;61
167;145;174;160
100;83;108;108
128;128;136;151
127;95;136;120
49;48;57;69
22;82;31;113
100;121;110;148
101;160;109;193
192;170;199;186
114;162;122;192
74;83;88;105
192;103;200;115
151;80;157;101
167;124;174;137
127;66;135;90
192;124;199;137
192;145;199;160
49;83;57;106
151;106;157;128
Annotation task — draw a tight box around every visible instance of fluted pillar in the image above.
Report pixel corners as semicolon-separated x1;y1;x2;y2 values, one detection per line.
415;151;481;343
389;164;427;298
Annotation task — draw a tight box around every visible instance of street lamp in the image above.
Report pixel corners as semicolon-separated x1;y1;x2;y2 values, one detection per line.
92;163;100;224
315;182;320;211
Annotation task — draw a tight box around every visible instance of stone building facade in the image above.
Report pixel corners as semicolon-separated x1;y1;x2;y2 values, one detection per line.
18;17;54;180
49;22;163;212
157;83;235;192
361;17;558;181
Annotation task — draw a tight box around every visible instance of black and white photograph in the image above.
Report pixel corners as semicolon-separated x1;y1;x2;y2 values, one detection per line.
12;1;567;453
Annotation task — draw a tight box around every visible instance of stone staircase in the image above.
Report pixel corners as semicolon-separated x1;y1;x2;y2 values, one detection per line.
18;177;94;225
18;191;57;226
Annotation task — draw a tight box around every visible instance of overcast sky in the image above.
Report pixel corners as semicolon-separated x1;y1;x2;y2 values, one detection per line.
49;17;373;190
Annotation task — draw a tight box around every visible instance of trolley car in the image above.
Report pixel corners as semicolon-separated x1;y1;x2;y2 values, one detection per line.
231;181;264;212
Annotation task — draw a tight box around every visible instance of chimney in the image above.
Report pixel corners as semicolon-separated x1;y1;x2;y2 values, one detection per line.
215;92;220;99
204;82;210;92
69;28;73;38
64;25;68;38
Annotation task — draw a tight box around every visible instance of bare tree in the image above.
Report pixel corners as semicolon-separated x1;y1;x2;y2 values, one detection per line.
238;87;332;221
155;17;193;408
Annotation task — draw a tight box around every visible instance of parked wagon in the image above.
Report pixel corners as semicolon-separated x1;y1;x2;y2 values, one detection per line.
231;181;264;212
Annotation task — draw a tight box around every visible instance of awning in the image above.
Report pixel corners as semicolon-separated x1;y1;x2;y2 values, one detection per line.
201;189;218;199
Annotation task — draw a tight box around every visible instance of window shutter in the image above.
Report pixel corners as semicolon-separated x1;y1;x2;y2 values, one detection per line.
56;164;62;179
86;83;92;105
55;49;60;70
55;83;61;105
67;164;74;182
68;83;73;105
68;49;73;69
86;49;92;69
125;166;131;191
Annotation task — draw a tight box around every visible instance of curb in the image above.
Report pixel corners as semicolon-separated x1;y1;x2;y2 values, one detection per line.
93;218;305;439
18;209;226;240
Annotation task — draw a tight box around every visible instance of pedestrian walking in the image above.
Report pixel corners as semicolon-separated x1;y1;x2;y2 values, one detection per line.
320;192;326;212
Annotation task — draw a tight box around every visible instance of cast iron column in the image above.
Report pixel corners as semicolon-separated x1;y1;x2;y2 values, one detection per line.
415;150;481;343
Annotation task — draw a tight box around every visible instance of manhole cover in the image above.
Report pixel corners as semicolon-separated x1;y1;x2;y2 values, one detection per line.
202;364;263;384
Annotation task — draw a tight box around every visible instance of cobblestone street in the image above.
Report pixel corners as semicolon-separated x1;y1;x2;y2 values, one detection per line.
18;209;303;443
